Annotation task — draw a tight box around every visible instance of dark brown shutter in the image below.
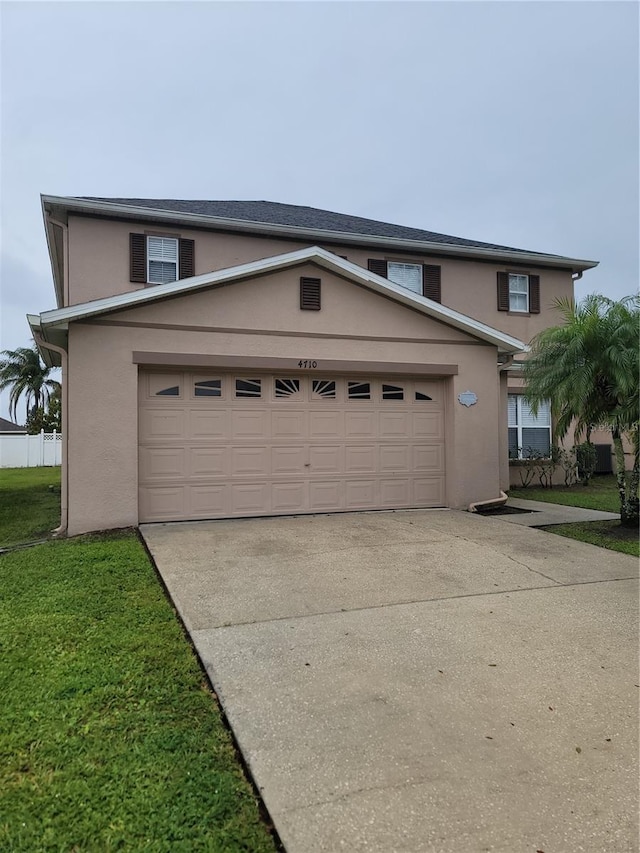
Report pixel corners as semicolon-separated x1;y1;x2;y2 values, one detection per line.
130;233;146;283
367;259;388;277
178;238;195;279
529;275;540;313
300;277;321;310
422;264;441;302
497;271;509;311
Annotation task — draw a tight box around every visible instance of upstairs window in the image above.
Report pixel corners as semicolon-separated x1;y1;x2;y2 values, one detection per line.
387;262;423;295
368;259;441;302
508;395;551;458
497;272;540;313
148;237;178;284
508;274;529;312
130;233;195;285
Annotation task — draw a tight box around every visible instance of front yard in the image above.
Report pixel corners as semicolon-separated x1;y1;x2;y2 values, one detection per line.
0;466;62;547
0;471;278;851
511;474;638;558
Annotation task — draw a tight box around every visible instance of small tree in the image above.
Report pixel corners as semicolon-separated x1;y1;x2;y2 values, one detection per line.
523;295;639;527
25;387;61;434
0;343;60;421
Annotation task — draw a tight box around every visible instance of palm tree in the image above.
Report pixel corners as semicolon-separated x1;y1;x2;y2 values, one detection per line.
0;344;61;423
523;294;639;526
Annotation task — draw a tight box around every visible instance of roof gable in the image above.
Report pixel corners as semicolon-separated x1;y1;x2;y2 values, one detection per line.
33;247;526;355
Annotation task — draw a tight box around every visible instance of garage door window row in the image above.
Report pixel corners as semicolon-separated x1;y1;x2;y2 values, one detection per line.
154;377;435;403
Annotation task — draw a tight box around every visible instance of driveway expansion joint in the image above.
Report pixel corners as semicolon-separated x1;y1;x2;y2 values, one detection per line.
191;576;638;632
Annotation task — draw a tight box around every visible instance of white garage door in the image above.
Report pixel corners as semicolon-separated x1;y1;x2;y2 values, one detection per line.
138;370;446;522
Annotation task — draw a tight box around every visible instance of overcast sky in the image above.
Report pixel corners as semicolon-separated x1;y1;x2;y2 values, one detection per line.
1;0;638;422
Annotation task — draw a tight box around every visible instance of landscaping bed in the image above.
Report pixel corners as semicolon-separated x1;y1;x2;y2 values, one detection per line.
510;474;621;513
511;474;638;557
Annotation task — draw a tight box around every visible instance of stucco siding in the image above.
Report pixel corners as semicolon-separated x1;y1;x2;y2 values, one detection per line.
65;272;502;535
66;216;572;346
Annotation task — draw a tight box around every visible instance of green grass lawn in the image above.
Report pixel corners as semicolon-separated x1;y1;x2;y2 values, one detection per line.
540;520;639;558
510;474;622;513
0;472;278;851
511;474;638;557
0;466;61;547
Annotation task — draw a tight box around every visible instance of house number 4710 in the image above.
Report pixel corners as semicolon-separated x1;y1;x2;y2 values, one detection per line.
297;360;318;368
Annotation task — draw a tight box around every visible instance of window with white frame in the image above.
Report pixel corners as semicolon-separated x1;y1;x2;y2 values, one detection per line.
508;395;551;458
387;262;423;294
147;236;178;284
508;274;529;312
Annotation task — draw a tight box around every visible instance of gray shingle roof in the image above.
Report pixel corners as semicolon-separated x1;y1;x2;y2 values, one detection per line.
80;198;550;256
0;417;26;432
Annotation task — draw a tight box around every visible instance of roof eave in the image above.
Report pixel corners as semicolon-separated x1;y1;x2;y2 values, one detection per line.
28;313;65;367
40;195;599;273
41;195;65;307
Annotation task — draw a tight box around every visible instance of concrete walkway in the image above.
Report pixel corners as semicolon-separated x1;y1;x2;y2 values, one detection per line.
141;511;638;853
500;497;621;527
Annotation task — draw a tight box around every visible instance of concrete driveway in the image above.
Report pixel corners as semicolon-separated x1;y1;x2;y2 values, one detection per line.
141;510;639;853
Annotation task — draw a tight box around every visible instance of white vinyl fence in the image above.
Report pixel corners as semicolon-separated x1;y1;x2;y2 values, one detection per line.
0;431;62;468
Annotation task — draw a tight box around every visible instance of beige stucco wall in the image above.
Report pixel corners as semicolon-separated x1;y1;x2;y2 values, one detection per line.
66;215;574;346
65;265;502;535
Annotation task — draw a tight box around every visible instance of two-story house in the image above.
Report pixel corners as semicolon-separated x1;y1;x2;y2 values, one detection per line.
29;197;597;536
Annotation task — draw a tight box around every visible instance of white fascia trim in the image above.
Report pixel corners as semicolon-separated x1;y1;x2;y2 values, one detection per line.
40;195;599;272
38;246;526;353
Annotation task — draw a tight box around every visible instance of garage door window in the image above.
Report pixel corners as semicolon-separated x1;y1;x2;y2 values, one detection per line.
236;378;262;398
155;385;180;396
275;378;301;398
312;379;336;399
382;383;404;400
194;379;222;397
348;381;371;400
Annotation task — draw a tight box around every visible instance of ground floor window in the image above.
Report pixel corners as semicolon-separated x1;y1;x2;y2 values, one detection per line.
508;395;551;458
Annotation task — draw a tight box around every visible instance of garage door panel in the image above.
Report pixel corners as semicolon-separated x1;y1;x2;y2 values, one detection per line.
139;372;446;522
414;478;445;504
189;484;227;516
380;479;411;506
379;411;411;438
190;409;228;439
231;483;269;514
345;480;377;508
272;410;307;438
309;480;343;511
413;445;444;473
412;411;443;439
379;445;410;473
140;485;185;520
189;447;227;478
345;411;376;438
232;409;269;438
345;445;377;473
309;445;343;474
140;409;185;439
272;446;305;475
272;482;307;512
309;410;344;439
140;447;185;479
232;446;270;477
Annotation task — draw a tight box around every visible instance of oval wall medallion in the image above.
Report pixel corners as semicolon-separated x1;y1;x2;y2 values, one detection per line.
458;391;478;407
